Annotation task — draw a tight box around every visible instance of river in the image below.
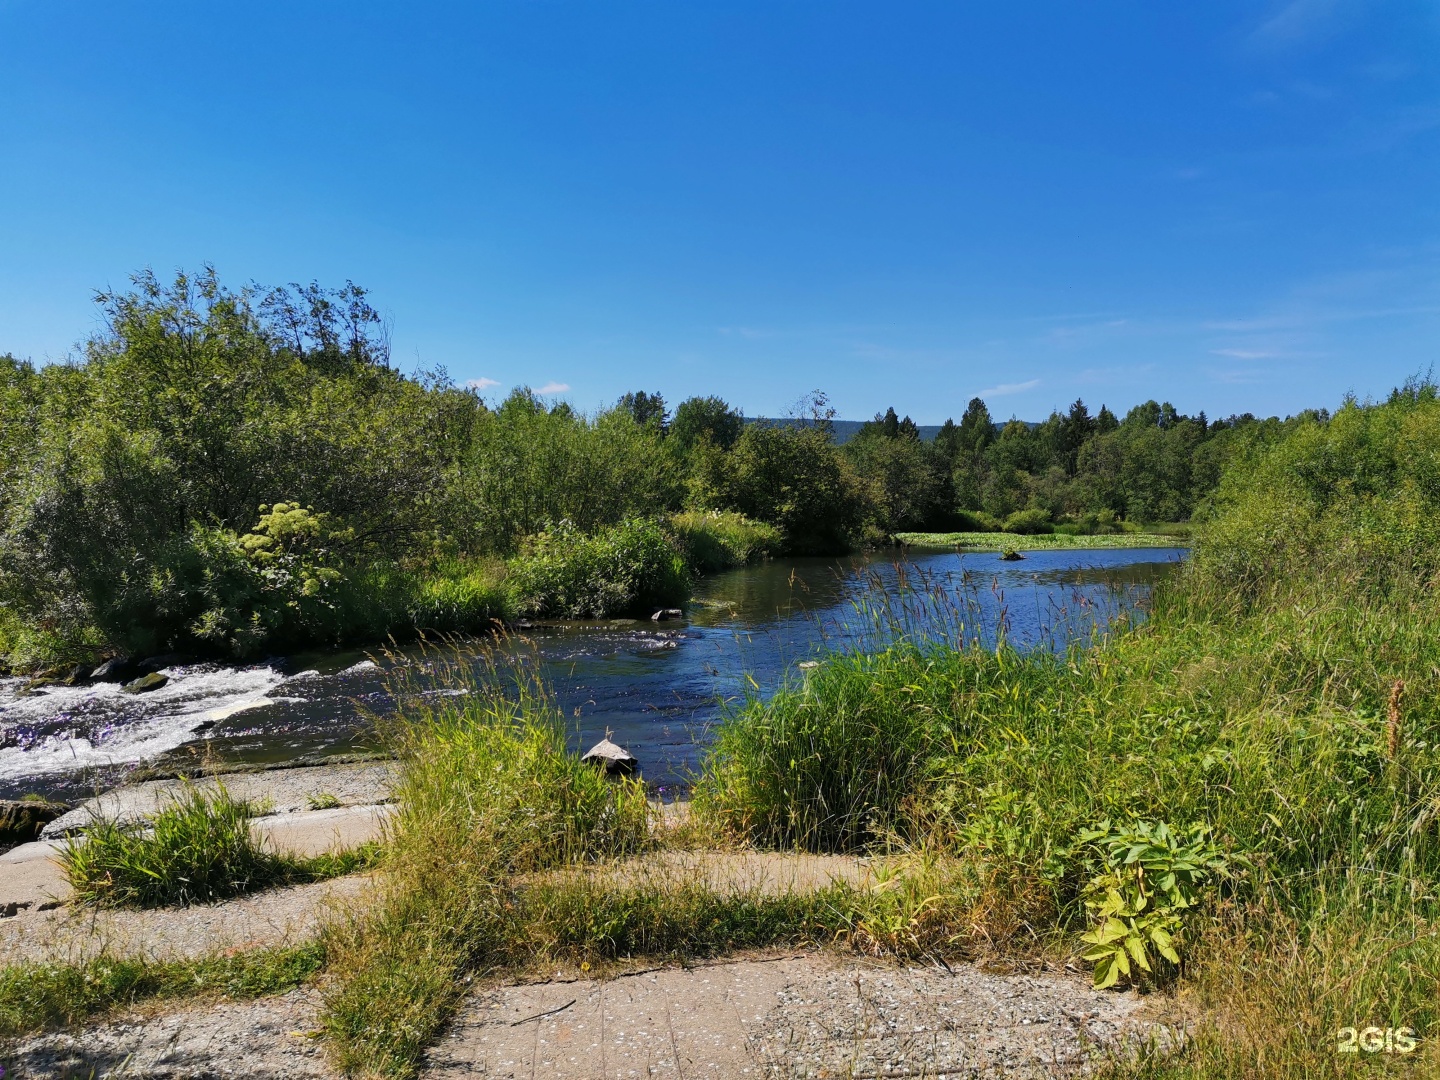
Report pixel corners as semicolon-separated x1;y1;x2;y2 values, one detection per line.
0;546;1185;802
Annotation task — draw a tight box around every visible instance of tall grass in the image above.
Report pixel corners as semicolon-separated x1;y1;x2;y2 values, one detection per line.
696;390;1440;1076
59;783;382;907
320;645;651;1077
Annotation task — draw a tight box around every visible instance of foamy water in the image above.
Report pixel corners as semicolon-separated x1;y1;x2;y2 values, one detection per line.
0;664;290;783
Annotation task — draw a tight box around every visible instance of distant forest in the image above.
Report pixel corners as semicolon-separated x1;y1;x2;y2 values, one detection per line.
0;269;1306;664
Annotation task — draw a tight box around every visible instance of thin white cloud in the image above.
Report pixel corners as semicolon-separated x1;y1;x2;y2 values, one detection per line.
976;379;1040;397
1211;348;1280;359
466;377;500;390
1248;0;1345;49
536;381;570;395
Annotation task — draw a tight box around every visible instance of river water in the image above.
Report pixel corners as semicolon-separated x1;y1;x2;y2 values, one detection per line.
0;546;1185;802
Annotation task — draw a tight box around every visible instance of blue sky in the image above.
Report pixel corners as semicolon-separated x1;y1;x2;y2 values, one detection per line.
1;1;1437;422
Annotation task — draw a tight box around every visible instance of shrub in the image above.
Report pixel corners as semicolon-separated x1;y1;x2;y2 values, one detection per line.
1002;508;1053;535
59;784;283;908
951;509;1003;533
670;510;781;573
688;421;871;554
506;518;689;618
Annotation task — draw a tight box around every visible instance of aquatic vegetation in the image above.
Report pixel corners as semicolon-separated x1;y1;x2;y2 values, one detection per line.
896;530;1181;549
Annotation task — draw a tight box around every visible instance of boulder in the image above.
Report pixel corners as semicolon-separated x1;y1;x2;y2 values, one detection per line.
137;653;189;674
581;737;637;776
999;549;1025;561
0;797;73;849
123;671;170;694
650;608;684;622
90;656;137;683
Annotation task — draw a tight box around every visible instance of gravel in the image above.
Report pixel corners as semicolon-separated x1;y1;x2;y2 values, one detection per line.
3;989;335;1079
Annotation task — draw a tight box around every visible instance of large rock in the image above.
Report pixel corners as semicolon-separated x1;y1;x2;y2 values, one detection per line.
122;671;170;694
581;737;637;776
90;656;137;683
137;653;189;674
650;608;684;622
0;797;73;849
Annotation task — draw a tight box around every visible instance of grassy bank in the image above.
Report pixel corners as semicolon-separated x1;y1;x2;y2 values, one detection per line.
894;530;1187;550
0;510;779;672
701;390;1440;1077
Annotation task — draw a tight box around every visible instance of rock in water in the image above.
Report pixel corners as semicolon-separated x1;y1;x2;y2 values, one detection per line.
650;608;684;622
90;656;136;683
123;671;170;694
137;652;188;673
582;737;638;775
999;549;1025;561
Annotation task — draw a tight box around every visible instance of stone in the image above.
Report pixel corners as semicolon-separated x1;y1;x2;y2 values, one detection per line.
650;608;684;622
999;549;1025;561
581;737;637;775
137;653;189;673
0;797;73;849
90;657;137;683
122;671;170;694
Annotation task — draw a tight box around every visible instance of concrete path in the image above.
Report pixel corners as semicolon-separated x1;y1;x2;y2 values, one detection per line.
430;952;1164;1078
0;803;390;926
39;761;396;839
4;988;334;1080
5;953;1176;1080
0;873;375;965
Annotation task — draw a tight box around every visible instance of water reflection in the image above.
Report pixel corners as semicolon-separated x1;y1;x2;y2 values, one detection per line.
0;546;1185;800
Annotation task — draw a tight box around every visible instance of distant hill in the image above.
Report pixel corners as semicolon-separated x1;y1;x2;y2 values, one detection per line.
744;418;947;444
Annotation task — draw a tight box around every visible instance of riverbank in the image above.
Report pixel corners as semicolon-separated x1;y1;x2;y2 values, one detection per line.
895;529;1188;549
0;752;1184;1078
1;547;1180;805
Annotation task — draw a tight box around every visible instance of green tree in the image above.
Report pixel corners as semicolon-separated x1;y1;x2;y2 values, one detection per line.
670;395;744;452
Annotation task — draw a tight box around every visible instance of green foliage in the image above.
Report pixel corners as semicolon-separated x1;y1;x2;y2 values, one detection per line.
0;942;325;1037
1002;507;1053;534
689;421;870;554
1073;819;1233;989
460;389;684;555
670;395;744;451
58;783;382;907
669;510;781;573
506;518;690;618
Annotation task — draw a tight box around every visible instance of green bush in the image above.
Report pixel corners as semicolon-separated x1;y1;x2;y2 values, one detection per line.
506;518;690;618
1002;508;1053;534
688;420;871;554
59;784;283;907
670;510;781;573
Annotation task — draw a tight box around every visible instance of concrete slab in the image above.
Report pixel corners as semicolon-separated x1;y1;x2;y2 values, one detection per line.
0;803;391;915
425;953;1170;1079
41;761;396;838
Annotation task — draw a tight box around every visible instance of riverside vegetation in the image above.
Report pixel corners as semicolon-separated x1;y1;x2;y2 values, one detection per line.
3;272;1431;1076
0;268;1291;672
324;381;1440;1077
